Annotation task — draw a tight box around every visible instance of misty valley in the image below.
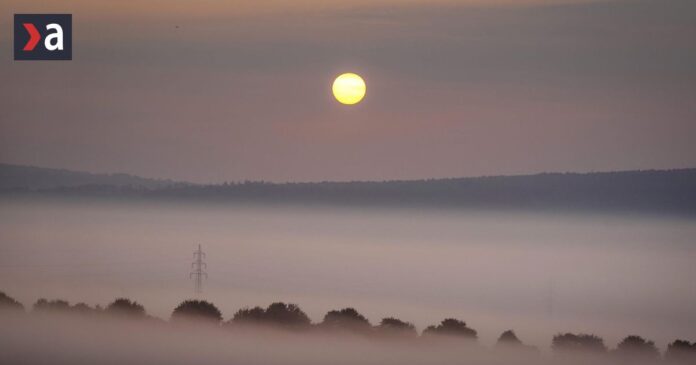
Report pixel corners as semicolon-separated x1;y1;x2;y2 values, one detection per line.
3;0;695;362
1;194;694;364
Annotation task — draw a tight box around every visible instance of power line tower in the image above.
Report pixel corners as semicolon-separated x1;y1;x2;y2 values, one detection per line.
190;244;207;295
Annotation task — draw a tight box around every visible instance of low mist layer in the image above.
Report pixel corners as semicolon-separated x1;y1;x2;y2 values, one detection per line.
1;198;695;349
2;304;692;365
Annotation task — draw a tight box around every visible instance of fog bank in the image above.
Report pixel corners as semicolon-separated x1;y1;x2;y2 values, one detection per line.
0;311;658;365
1;198;695;349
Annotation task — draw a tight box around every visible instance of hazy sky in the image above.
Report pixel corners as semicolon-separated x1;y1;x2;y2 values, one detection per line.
1;0;695;183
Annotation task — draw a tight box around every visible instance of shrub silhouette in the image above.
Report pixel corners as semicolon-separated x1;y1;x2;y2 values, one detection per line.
33;298;71;313
423;318;477;340
264;302;311;329
7;290;693;360
232;306;266;324
665;339;696;364
320;307;371;332
494;329;539;357
171;300;222;324
552;333;607;354
33;298;103;315
613;335;659;362
375;317;417;337
496;330;522;346
0;291;24;312
71;302;100;315
230;302;311;330
106;298;146;318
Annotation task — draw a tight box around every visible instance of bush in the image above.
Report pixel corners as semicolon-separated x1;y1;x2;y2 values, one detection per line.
171;300;222;324
375;317;417;337
423;318;477;340
230;302;311;330
497;330;522;346
552;333;607;354
232;306;266;324
320;308;371;332
613;335;659;361
33;298;71;313
106;298;146;318
264;302;311;329
665;340;696;364
0;291;24;312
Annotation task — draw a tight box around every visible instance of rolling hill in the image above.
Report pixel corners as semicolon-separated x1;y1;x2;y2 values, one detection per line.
1;163;695;216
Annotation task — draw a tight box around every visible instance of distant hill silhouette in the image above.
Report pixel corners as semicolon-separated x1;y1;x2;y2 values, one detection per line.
0;163;183;190
2;164;695;216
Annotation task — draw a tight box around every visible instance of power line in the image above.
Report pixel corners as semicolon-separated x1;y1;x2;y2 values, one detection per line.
189;244;207;295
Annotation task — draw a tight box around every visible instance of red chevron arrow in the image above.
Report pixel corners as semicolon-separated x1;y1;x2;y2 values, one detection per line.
22;23;40;51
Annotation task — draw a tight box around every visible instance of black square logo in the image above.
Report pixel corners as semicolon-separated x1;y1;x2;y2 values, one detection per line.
14;14;72;61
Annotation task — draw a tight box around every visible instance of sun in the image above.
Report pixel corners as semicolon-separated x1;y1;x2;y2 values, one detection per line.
332;73;366;105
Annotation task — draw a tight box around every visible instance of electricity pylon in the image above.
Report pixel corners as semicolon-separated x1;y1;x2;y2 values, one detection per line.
190;244;207;295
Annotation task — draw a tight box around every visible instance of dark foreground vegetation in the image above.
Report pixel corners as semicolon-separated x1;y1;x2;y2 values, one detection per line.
1;290;694;364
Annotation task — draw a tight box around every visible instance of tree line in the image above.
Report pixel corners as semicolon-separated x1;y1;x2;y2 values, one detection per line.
2;290;694;363
6;166;695;217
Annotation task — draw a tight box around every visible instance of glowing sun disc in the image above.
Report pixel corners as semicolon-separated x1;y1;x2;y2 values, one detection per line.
332;73;366;105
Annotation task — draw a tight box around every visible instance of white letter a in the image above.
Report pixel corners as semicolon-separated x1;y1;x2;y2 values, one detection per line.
45;23;64;51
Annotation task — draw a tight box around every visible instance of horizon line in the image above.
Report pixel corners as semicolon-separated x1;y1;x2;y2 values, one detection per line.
2;161;695;186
